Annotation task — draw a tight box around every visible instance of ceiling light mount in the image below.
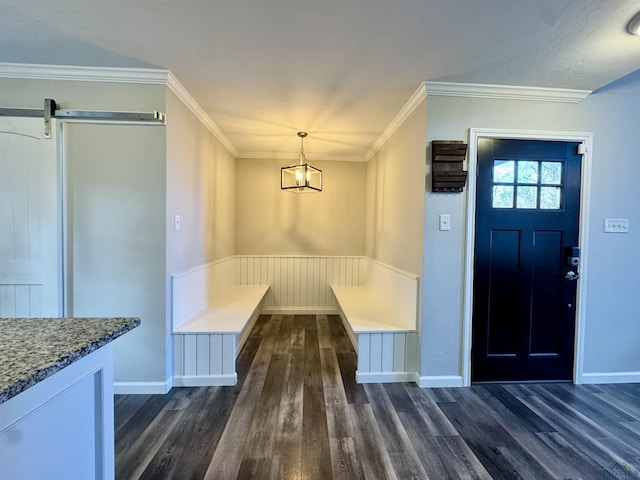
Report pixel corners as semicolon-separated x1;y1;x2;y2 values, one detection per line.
281;131;323;192
627;11;640;35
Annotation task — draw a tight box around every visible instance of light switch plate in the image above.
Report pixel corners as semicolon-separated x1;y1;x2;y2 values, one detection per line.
439;214;451;231
604;218;628;233
174;214;181;231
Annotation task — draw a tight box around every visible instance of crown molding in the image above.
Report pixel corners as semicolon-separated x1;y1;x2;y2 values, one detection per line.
236;151;366;162
425;81;591;103
0;62;239;156
165;72;238;156
0;62;170;84
366;82;427;160
363;80;591;162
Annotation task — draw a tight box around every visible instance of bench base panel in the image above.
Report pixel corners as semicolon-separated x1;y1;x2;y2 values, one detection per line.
335;311;419;385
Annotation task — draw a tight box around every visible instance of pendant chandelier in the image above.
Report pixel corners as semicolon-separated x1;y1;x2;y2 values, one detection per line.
281;132;322;192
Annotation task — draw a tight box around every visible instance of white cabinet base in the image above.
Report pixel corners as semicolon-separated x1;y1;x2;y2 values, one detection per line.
0;345;115;480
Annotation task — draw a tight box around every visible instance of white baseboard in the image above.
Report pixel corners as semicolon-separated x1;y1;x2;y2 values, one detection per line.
173;374;237;387
355;371;417;384
113;378;173;395
416;375;464;388
580;371;640;385
261;308;340;315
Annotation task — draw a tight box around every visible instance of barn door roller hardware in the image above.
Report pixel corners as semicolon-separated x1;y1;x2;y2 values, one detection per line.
0;98;166;139
431;140;468;192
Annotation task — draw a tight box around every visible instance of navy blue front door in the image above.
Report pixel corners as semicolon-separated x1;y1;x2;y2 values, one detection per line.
472;138;582;382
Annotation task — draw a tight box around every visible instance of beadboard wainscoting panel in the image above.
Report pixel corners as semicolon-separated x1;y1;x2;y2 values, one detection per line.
393;333;408;372
208;335;223;375
358;334;370;373
183;334;197;377
0;284;43;317
353;330;417;383
381;333;395;372
173;333;238;387
235;256;367;312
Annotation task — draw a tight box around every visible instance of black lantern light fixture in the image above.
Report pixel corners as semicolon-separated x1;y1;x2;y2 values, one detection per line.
281;131;322;192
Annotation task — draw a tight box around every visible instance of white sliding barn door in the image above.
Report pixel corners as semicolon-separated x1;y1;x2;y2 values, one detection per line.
0;117;60;317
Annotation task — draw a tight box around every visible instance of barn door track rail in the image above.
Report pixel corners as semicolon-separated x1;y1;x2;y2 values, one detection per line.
0;98;165;138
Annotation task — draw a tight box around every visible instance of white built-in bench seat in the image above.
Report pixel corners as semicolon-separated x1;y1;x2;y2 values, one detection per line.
172;257;269;387
174;285;269;335
331;259;419;383
329;285;415;333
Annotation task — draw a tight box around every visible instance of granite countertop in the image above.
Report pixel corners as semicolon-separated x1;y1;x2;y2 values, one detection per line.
0;317;140;404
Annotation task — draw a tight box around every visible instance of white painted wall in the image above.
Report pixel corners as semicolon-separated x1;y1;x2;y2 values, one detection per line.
65;123;167;384
366;99;426;275
235;158;367;255
422;89;640;381
165;88;237;386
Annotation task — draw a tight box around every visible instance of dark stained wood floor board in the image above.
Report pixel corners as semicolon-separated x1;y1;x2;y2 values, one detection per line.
114;393;152;434
395;410;460;479
236;353;288;479
327;314;355;354
437;400;528;479
272;314;292;354
177;387;242;480
527;383;640;457
300;314;333;480
549;383;637;424
533;431;618;480
203;315;282;479
115;388;182;458
335;351;368;405
516;393;635;475
317;313;334;349
272;345;304;480
349;402;399;480
116;314;640;479
596;389;640;419
364;383;429;479
329;437;365;480
481;384;557;434
138;387;224;479
117;409;185;480
404;386;459;437
435;434;493;480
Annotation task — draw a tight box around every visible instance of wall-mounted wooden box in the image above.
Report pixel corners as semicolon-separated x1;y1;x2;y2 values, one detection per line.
431;140;468;192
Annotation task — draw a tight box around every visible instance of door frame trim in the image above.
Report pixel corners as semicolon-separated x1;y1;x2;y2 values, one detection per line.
462;128;593;386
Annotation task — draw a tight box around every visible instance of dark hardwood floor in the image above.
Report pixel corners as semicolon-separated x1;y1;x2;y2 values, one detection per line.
115;314;640;479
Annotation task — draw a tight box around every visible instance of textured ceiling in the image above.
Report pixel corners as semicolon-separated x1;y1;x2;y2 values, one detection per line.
1;0;639;158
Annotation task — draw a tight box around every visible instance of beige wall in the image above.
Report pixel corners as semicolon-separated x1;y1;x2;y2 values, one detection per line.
235;158;366;255
165;89;236;383
165;89;235;274
0;77;163;112
65;123;167;383
366;100;427;275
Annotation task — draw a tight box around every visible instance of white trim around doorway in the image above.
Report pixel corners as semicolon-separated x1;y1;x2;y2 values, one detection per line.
462;128;593;387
